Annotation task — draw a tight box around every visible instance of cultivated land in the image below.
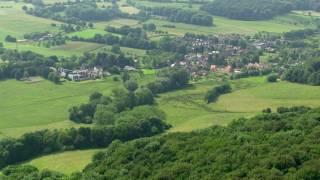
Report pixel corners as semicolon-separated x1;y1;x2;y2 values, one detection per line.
27;149;100;174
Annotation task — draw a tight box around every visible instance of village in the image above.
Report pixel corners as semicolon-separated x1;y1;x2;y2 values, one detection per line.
171;34;276;80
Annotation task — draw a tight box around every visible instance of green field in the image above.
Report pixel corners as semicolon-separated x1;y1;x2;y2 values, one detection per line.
27;149;101;174
68;29;108;39
159;77;320;132
0;78;121;137
0;2;60;41
4;41;104;57
0;73;155;138
20;76;320;174
146;13;315;35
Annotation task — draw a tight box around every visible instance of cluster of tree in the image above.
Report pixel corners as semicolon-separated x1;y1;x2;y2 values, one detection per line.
71;32;156;50
5;35;17;43
231;68;272;79
283;28;319;40
201;0;293;20
142;23;157;31
142;50;183;69
205;83;231;103
282;60;320;86
1;165;66;180
266;74;279;83
146;67;190;94
141;7;213;26
0;105;170;170
23;32;49;40
0;49;60;82
0;47;134;82
65;3;122;21
69;79;155;124
39;106;320;180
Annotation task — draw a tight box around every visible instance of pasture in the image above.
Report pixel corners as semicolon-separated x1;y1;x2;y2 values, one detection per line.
0;73;155;138
159;77;320;132
27;149;101;174
5;41;105;57
146;13;315;35
0;78;121;137
0;2;59;41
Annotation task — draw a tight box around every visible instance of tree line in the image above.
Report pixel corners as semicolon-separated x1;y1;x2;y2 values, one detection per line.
282;60;320;86
0;105;170;170
141;6;213;26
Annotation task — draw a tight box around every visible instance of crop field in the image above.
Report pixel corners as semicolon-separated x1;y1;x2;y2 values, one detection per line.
159;77;320;132
27;149;101;174
0;2;59;41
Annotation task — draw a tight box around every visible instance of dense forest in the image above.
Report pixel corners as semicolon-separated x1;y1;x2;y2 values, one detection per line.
3;106;320;179
202;0;320;20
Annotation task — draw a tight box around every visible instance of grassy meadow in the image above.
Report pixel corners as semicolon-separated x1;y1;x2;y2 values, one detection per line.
27;149;100;174
159;77;320;132
0;78;120;137
0;73;155;138
0;2;59;41
5;41;105;57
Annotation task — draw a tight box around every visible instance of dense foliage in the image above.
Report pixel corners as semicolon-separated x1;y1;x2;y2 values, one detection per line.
282;60;320;86
69;82;155;124
146;67;190;94
67;107;320;179
142;6;213;26
205;83;232;103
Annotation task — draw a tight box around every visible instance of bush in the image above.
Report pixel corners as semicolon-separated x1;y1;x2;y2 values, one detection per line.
267;74;278;82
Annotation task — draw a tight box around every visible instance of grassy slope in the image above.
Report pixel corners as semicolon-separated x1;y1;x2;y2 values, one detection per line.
0;2;59;41
147;14;314;36
5;41;105;57
27;149;100;174
159;77;320;132
0;78;121;137
22;77;320;174
0;73;154;138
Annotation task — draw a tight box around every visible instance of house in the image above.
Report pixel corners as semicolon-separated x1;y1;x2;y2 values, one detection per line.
64;67;104;81
124;66;136;71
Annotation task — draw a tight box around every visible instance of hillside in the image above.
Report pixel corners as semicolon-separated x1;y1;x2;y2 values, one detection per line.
3;107;320;179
